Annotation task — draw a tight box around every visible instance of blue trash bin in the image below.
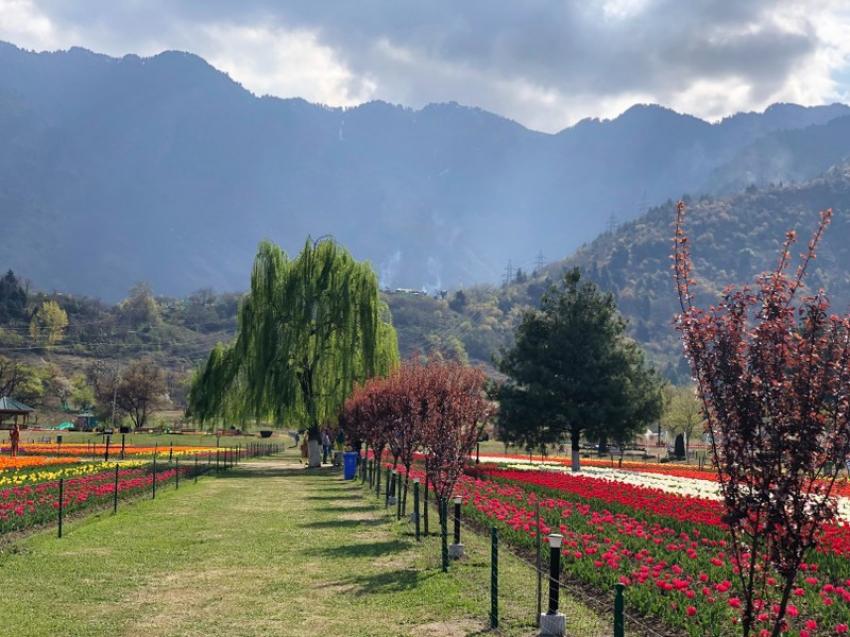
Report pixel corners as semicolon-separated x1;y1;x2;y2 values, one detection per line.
343;451;358;480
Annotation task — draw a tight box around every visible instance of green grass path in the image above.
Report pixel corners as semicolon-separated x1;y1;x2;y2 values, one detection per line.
0;451;605;637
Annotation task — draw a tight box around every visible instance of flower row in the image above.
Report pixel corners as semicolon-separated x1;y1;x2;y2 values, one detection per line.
446;467;850;637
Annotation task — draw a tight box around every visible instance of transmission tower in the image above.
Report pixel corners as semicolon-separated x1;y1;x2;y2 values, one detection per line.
503;259;514;286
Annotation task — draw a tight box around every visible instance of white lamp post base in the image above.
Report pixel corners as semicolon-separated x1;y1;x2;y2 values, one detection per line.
539;613;565;636
448;543;464;559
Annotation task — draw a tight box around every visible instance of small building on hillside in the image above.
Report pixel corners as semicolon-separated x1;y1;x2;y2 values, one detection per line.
0;397;34;429
75;411;97;431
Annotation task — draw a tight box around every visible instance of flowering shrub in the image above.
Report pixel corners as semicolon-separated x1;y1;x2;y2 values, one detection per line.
675;202;850;636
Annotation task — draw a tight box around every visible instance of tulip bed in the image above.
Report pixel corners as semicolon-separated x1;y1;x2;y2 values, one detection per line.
0;455;81;470
8;443;216;458
0;459;147;488
425;466;850;637
0;463;193;535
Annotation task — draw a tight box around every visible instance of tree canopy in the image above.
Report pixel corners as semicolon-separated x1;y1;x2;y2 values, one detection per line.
188;238;399;441
496;267;663;471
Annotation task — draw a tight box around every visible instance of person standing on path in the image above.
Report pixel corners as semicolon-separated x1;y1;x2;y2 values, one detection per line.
321;429;331;464
299;434;309;466
9;423;20;457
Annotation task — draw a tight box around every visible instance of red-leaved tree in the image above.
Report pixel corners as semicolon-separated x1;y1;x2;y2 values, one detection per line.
674;201;850;637
420;361;494;502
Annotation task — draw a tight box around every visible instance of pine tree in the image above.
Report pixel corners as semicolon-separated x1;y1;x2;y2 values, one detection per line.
496;268;662;471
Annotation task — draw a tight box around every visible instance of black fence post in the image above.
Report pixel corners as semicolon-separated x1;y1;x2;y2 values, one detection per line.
58;478;64;538
396;473;402;520
175;456;180;489
121;433;126;460
453;496;462;545
169;443;173;464
614;583;625;637
423;474;429;535
536;499;543;625
490;527;499;629
152;454;157;499
194;453;199;484
440;498;449;572
384;468;391;507
113;463;119;514
414;479;421;541
104;435;111;462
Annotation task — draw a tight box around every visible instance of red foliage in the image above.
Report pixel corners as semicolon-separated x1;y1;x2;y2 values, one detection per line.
674;201;850;637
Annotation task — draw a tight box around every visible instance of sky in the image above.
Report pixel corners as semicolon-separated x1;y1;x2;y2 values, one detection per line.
2;0;850;133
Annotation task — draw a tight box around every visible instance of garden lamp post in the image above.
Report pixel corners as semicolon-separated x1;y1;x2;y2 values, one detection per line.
540;533;565;636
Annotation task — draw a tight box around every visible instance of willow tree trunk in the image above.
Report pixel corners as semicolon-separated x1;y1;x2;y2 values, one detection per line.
307;426;322;468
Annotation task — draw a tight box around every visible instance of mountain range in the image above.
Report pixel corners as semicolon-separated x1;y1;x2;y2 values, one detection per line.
3;41;850;301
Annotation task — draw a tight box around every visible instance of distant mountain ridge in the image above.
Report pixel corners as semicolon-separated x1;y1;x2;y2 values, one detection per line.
1;40;850;300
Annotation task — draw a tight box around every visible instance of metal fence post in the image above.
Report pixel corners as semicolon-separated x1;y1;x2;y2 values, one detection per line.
536;499;542;625
490;527;499;629
152;454;157;499
58;478;64;538
614;583;625;637
440;498;449;572
423;474;429;535
414;479;421;541
113;463;119;514
175;456;180;489
194;453;199;483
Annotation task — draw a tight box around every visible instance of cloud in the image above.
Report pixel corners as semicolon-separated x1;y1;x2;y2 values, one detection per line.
1;0;849;131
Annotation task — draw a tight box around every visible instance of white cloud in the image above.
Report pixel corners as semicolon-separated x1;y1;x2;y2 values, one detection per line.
1;1;850;132
0;0;64;48
199;24;376;105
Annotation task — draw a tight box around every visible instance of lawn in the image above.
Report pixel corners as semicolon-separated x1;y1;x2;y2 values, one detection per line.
0;449;605;637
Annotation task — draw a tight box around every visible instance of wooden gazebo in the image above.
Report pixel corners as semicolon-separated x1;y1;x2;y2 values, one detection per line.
0;397;33;429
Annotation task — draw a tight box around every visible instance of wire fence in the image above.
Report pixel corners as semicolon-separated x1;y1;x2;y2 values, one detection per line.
44;442;282;539
356;457;679;637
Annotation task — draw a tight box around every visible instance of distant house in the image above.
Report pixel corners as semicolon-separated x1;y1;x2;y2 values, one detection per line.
75;411;97;431
0;397;34;429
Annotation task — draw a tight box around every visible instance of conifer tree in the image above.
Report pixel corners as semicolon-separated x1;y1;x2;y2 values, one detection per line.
497;268;662;471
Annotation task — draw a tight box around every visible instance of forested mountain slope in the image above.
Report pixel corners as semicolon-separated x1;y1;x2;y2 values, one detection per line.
1;41;848;299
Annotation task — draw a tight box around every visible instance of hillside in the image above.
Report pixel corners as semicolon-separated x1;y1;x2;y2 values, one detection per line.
392;167;850;381
2;41;850;300
533;167;850;379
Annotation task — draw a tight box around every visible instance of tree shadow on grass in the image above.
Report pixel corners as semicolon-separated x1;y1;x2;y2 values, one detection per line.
331;568;436;596
306;538;411;559
308;494;367;501
300;518;385;529
315;504;376;514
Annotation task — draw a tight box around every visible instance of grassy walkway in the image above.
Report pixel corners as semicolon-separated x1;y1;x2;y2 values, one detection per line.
0;451;605;637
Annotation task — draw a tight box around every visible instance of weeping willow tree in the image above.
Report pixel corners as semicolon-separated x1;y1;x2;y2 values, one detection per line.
189;238;399;463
